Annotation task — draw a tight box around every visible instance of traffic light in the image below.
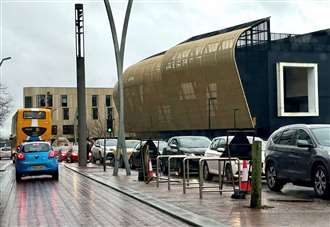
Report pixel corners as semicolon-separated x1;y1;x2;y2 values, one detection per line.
107;118;113;133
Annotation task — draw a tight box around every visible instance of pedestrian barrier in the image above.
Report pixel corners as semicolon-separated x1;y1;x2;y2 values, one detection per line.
199;157;241;199
156;155;187;190
182;156;203;194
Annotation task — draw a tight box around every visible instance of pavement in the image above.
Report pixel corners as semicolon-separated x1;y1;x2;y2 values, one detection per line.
65;162;330;227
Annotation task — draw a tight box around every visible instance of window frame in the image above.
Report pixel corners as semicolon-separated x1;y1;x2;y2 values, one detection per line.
61;95;68;107
276;62;319;117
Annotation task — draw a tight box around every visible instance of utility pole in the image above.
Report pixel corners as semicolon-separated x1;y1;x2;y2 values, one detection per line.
75;4;87;167
103;0;133;176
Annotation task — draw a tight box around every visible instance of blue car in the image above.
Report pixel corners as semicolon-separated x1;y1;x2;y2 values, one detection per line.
15;141;59;182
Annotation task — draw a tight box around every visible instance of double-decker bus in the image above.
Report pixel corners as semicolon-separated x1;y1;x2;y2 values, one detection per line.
11;108;52;158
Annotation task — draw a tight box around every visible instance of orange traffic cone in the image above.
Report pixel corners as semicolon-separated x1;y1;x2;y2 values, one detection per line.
148;159;156;178
240;160;251;192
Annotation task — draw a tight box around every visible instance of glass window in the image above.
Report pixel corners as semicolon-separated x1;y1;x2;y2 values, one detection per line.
23;111;46;119
277;62;319;117
210;139;218;150
279;129;296;145
272;131;283;144
92;95;98;107
92;108;98;120
63;125;74;135
106;95;112;107
178;137;211;148
63;108;69;120
23;143;50;152
107;107;113;119
297;129;312;144
311;127;330;146
24;96;32;108
47;94;53;107
61;95;68;107
52;125;57;135
36;95;46;107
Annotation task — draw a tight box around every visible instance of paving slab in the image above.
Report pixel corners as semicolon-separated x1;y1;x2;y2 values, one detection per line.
65;163;330;227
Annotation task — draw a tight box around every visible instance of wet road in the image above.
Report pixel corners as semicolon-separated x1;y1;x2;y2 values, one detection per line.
1;164;189;227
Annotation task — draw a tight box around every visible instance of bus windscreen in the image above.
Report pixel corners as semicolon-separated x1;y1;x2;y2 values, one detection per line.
23;111;46;119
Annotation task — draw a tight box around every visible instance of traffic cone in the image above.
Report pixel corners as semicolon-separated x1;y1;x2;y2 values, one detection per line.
148;159;156;177
240;160;251;192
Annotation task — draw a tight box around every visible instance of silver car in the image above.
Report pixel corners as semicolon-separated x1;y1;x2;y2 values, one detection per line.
91;139;117;163
204;136;266;180
0;146;11;160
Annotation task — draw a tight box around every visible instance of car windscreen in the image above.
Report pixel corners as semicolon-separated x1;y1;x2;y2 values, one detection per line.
23;143;50;152
23;111;46;119
311;128;330;146
105;139;117;146
179;137;210;148
126;140;140;148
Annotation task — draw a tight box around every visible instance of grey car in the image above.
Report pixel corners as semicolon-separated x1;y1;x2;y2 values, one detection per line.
265;124;330;199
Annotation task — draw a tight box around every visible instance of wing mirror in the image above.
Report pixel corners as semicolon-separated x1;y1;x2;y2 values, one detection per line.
297;139;313;148
217;147;225;152
170;144;178;149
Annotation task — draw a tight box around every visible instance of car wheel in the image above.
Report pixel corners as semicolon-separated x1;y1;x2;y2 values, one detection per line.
266;162;284;192
91;155;96;164
52;171;59;180
129;157;134;169
225;163;233;181
203;163;212;181
16;172;21;182
313;165;330;199
99;152;104;164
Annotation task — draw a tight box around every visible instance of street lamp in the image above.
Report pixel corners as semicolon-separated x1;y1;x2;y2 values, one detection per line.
233;108;239;128
208;97;217;129
0;57;12;67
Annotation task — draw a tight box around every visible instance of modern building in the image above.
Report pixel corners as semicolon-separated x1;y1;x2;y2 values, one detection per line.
23;87;118;141
115;17;330;139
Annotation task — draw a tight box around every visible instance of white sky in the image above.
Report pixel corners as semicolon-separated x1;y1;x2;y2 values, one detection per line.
0;0;330;137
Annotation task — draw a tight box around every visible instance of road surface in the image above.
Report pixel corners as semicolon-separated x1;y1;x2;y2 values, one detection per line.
1;163;189;226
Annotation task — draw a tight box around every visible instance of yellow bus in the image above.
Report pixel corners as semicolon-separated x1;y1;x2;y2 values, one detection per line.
11;108;52;158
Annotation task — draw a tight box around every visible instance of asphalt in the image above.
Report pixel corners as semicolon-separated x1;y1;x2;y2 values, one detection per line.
64;162;330;227
1;163;191;227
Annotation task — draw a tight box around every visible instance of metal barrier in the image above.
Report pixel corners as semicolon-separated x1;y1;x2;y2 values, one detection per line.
156;155;187;190
198;157;241;199
182;156;203;194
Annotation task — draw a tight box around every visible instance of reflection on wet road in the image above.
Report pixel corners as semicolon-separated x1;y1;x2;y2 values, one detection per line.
1;164;188;226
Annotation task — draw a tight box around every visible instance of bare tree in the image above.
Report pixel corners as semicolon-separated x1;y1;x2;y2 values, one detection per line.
0;84;12;127
90;119;107;139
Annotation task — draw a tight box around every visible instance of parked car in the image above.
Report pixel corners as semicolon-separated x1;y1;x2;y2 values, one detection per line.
91;139;117;163
204;136;266;180
162;136;211;174
0;146;11;160
15;141;59;182
66;145;92;163
129;140;167;169
265;124;330;199
54;145;71;162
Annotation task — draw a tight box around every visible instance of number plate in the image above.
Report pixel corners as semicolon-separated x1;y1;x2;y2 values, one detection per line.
32;165;44;170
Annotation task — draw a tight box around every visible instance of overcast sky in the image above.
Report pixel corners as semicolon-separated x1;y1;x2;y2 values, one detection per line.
0;0;329;137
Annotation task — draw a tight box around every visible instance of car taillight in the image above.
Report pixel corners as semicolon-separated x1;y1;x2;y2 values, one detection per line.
17;153;25;160
48;151;56;158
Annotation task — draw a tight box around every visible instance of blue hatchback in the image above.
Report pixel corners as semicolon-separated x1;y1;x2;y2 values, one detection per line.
15;141;59;182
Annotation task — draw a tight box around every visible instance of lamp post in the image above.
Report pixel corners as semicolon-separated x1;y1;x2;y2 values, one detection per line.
233;108;239;128
208;97;217;129
0;57;11;67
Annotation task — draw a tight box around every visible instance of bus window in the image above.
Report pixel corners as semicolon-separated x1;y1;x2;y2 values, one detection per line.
23;111;46;119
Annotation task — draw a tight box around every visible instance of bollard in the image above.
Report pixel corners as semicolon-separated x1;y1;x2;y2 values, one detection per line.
250;140;262;208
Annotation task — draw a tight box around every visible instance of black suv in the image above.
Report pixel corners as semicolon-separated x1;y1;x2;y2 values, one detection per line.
265;124;330;198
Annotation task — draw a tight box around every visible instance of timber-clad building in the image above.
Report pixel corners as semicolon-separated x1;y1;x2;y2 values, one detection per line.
115;18;330;138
